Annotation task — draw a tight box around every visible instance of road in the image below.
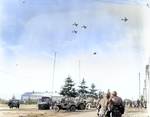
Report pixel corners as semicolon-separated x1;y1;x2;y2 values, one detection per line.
0;104;149;117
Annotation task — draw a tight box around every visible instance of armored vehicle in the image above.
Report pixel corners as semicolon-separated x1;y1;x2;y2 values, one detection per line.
54;97;86;112
8;99;20;108
38;96;53;110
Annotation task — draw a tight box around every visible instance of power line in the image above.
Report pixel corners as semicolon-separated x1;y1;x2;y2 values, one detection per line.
94;0;148;6
0;69;39;80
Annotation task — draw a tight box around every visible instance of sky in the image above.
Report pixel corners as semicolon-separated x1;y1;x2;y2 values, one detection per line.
0;0;150;101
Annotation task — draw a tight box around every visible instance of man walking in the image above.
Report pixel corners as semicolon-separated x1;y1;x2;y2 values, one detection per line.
109;91;125;117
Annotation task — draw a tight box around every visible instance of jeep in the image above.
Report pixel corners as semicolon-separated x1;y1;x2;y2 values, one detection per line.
8;99;20;108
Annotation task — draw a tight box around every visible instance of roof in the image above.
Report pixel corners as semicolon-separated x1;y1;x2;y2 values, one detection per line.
30;92;51;97
21;92;34;96
21;92;62;97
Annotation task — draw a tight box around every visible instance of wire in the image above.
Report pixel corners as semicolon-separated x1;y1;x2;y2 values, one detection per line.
94;0;148;6
0;69;42;80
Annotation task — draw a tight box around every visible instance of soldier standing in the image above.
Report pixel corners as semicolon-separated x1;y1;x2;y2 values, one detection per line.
130;102;132;107
137;99;140;107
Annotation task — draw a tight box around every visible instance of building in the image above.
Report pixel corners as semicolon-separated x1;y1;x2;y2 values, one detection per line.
21;91;64;101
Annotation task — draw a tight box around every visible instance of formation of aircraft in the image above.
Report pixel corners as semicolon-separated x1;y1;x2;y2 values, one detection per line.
121;17;128;22
81;25;87;29
72;29;77;34
72;22;78;27
72;22;87;34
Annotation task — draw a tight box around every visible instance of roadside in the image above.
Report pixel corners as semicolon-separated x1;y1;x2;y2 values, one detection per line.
0;104;150;117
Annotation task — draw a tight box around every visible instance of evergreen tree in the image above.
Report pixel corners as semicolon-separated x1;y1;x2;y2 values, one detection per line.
12;94;15;100
88;83;98;99
98;90;104;99
78;78;89;98
59;75;78;97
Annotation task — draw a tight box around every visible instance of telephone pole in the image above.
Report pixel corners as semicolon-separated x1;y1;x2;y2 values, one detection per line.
139;73;140;99
77;60;82;83
52;51;57;96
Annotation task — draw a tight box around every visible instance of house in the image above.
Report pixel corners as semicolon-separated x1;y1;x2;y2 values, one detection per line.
21;92;34;101
21;91;64;101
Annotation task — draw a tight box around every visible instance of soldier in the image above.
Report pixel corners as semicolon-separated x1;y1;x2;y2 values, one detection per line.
137;99;140;107
141;101;143;108
97;92;111;117
109;91;124;117
127;102;128;107
97;97;101;106
130;102;132;107
144;101;147;108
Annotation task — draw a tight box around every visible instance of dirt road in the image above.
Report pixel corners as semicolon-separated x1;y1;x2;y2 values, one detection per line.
0;104;149;117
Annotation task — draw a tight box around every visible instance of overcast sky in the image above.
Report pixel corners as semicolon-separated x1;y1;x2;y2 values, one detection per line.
0;0;150;100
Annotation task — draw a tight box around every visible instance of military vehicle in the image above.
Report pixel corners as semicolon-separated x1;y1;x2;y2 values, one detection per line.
38;96;53;110
8;99;20;108
54;97;86;112
84;97;97;109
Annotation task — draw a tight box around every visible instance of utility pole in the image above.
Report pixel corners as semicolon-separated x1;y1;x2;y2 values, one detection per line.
139;73;140;100
77;60;82;83
52;51;57;96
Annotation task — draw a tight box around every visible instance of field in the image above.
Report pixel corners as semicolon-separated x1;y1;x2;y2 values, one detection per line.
0;104;149;117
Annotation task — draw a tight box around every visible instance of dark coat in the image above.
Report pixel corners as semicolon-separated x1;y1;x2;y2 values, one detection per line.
110;96;124;117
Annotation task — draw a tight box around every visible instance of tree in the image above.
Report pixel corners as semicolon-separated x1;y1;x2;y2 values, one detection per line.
59;75;78;97
12;94;15;100
78;78;89;98
98;90;104;99
88;83;98;99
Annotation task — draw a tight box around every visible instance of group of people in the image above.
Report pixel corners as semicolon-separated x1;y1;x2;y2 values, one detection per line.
97;91;125;117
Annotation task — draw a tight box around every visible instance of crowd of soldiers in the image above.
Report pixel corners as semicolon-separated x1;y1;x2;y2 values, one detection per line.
124;100;147;108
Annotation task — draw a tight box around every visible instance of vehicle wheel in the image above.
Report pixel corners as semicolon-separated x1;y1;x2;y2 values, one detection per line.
79;104;85;110
55;106;60;112
70;106;76;111
38;105;41;110
49;105;53;110
42;107;45;110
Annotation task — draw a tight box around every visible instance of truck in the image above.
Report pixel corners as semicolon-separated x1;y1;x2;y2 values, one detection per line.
54;97;86;112
8;99;20;108
38;96;53;110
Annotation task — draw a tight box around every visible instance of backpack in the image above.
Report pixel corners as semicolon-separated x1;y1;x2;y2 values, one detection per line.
112;104;124;114
119;104;125;114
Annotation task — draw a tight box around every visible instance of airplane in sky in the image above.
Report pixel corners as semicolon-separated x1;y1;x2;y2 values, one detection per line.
72;22;78;26
72;29;77;34
121;17;128;22
81;25;87;29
